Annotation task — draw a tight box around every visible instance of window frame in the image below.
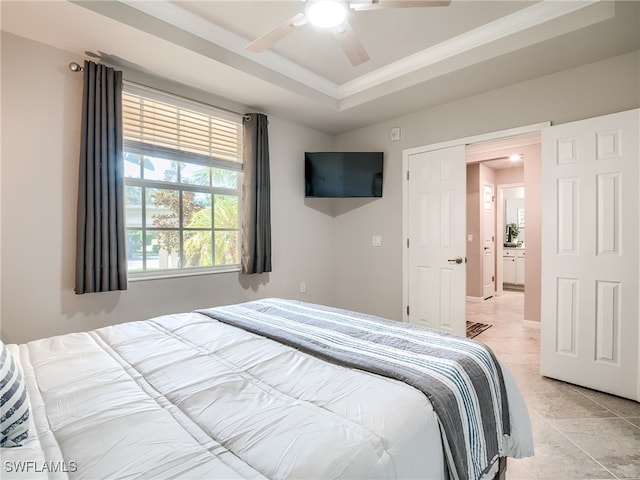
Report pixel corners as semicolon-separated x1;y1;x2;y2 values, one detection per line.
122;82;243;280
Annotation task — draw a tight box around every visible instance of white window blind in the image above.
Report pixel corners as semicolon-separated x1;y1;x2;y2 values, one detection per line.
122;83;243;171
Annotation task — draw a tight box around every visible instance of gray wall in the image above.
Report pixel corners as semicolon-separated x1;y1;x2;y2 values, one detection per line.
0;32;335;343
1;30;638;343
332;50;639;321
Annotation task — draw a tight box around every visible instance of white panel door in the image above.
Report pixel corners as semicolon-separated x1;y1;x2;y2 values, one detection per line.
407;145;466;336
483;184;495;299
541;109;639;400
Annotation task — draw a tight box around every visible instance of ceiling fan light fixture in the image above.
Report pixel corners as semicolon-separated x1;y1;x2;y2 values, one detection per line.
307;0;348;28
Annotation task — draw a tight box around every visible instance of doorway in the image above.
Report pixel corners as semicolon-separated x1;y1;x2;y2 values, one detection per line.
464;133;541;326
404;109;639;399
402;123;547;336
499;184;525;292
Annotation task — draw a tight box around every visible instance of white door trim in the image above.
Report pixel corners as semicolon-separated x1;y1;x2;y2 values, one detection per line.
496;182;525;295
402;122;550;321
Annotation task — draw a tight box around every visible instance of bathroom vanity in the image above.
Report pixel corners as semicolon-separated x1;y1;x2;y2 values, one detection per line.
503;247;525;288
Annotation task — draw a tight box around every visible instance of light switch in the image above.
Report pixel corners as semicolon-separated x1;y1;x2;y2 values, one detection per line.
372;235;382;247
390;127;401;142
467;234;473;243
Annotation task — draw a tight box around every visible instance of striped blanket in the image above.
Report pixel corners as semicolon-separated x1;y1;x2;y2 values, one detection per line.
198;299;510;480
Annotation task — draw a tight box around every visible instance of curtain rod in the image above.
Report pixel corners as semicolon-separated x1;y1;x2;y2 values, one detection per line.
68;62;252;121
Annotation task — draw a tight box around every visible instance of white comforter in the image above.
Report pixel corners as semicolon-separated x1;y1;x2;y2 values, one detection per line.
4;310;533;479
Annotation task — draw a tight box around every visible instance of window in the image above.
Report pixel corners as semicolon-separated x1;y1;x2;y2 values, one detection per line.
122;84;243;276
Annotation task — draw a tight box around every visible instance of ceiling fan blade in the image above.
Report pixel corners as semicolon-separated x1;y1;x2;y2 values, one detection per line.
350;0;451;11
246;13;307;53
332;21;370;66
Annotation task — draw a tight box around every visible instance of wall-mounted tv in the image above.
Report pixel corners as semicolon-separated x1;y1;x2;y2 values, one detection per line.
305;152;384;198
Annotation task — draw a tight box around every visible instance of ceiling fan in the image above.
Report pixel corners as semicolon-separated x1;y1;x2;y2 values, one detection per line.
245;0;451;66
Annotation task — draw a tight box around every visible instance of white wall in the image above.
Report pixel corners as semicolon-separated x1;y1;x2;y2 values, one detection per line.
0;32;334;343
333;50;640;321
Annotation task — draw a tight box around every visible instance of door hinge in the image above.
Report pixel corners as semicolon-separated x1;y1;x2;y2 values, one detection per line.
406;170;410;181
406;238;410;248
492;275;495;282
406;305;410;316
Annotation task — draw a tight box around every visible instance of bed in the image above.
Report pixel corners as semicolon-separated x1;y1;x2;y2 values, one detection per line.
1;298;533;479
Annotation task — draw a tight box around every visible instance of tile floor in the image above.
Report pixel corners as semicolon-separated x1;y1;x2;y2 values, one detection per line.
467;290;640;480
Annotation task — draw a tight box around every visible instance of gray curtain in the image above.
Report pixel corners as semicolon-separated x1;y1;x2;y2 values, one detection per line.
241;113;272;274
75;61;127;294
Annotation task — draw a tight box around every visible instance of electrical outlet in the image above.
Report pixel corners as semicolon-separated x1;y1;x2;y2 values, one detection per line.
299;282;306;293
372;235;382;247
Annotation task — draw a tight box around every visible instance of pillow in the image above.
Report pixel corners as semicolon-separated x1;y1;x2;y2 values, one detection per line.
1;341;29;447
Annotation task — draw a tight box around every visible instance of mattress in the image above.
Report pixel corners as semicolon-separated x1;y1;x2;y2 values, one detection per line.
2;300;533;479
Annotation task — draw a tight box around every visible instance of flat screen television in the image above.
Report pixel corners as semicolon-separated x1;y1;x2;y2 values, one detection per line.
305;152;384;198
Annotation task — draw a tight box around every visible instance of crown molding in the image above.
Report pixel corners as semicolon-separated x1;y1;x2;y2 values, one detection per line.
120;0;341;98
118;0;613;108
338;0;609;98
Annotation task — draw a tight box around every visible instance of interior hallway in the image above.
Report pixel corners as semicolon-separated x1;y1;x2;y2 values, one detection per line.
467;291;640;479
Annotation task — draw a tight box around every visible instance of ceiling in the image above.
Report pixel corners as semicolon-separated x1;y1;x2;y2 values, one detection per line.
466;132;541;169
1;0;639;135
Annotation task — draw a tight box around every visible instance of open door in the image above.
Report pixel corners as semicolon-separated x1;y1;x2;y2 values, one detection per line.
541;109;639;401
407;145;467;336
482;184;495;299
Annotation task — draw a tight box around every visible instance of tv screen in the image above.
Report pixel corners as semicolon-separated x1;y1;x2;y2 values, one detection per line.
305;152;383;198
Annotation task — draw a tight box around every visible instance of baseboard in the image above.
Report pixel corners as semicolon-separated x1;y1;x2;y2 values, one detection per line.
466;296;484;303
523;319;541;329
503;284;524;292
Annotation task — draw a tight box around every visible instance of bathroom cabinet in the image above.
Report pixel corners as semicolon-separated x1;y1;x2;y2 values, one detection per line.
503;249;525;286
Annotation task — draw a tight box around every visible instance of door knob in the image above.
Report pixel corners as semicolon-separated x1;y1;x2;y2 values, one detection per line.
448;256;464;264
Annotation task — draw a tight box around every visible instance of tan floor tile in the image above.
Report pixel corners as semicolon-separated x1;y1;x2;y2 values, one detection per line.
550;417;640;478
506;412;615;479
466;291;640;480
569;386;640;418
520;379;616;420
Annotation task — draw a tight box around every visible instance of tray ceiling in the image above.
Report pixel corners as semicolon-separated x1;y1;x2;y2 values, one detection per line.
2;0;638;134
